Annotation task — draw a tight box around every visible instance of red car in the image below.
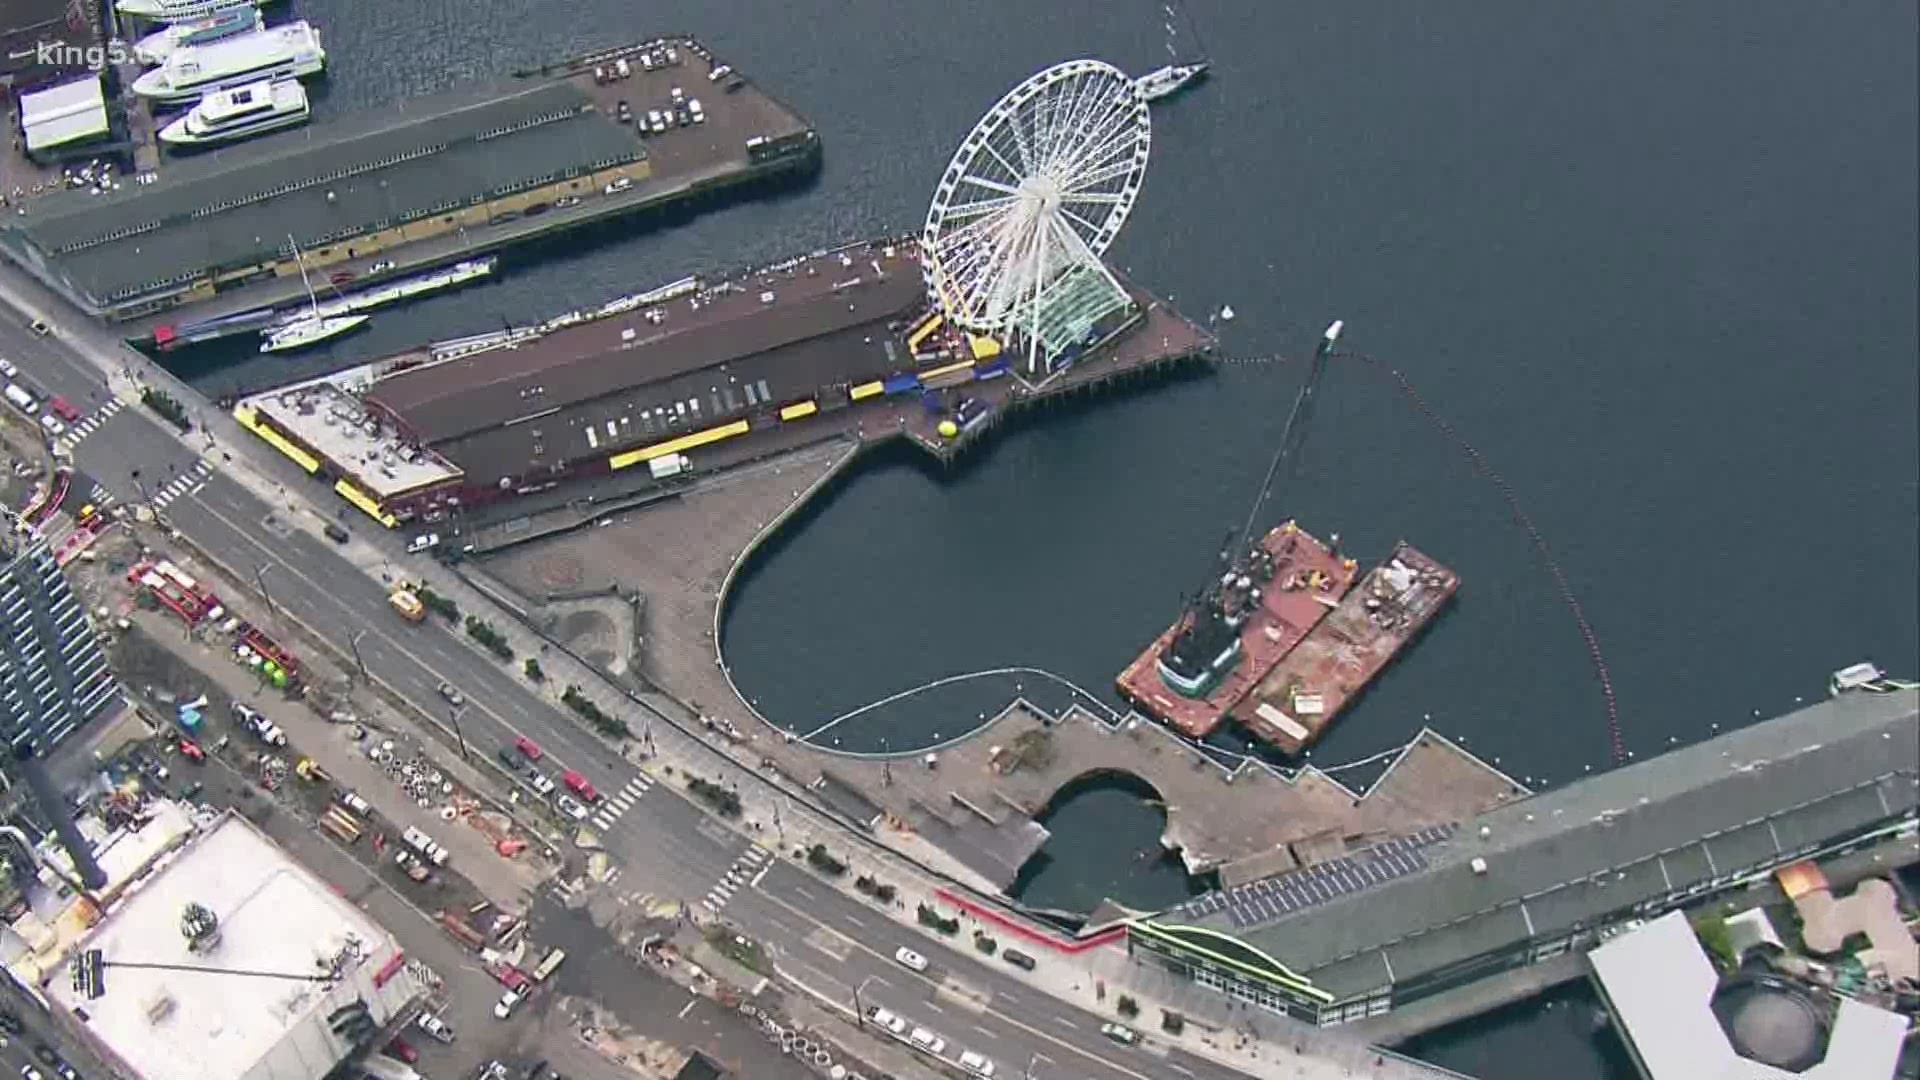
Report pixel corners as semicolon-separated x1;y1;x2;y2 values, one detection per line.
48;396;80;422
563;770;599;803
382;1037;419;1064
178;739;205;763
514;736;543;761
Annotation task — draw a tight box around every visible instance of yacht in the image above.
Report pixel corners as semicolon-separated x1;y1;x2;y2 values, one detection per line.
132;22;326;107
117;0;261;24
1133;61;1210;102
261;235;370;354
158;79;309;147
133;7;263;66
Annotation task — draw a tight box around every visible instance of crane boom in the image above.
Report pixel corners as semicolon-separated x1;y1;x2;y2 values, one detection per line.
1231;320;1342;560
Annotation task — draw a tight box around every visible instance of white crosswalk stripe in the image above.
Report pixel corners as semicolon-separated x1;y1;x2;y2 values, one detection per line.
150;460;215;509
584;773;652;834
699;844;772;916
53;399;124;456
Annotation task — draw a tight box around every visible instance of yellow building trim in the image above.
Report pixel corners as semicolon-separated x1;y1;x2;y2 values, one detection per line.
908;313;944;352
849;380;885;401
917;359;973;382
334;480;398;528
233;406;321;474
608;420;751;470
779;400;818;421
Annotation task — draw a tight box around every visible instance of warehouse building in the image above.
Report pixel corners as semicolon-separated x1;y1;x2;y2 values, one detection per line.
1126;689;1920;1026
0;79;646;319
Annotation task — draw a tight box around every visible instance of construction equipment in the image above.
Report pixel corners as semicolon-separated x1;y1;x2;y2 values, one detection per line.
389;589;426;623
295;758;332;783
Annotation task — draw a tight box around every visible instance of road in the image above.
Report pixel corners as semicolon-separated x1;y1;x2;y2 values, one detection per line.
0;295;1267;1080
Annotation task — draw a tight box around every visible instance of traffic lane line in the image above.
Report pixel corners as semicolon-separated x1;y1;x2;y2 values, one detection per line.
745;882;1151;1080
181;484;617;786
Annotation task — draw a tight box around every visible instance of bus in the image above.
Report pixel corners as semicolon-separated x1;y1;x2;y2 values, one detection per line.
530;947;567;982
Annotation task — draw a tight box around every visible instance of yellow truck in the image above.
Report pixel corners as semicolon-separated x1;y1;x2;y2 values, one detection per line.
389;589;425;623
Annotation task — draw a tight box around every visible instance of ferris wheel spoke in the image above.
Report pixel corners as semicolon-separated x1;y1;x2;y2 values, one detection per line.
1059;110;1140;184
1062;150;1144;195
939;193;1023;222
1058;78;1118;163
975;138;1026;187
1058;205;1108;241
1061;191;1126;206
958;171;1022;197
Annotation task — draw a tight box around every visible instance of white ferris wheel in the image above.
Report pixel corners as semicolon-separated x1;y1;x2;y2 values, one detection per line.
922;60;1152;375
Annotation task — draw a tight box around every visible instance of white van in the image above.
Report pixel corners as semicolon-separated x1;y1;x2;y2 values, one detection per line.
4;383;36;413
401;826;449;866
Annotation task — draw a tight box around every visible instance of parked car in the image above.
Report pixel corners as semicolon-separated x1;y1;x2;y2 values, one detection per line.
178;739;205;763
893;947;929;973
908;1027;946;1054
415;1012;456;1043
39;415;62;436
1100;1022;1138;1045
232;703;287;747
515;736;544;761
1002;949;1037;971
337;789;373;816
48;397;79;422
405;532;439;554
368;259;396;273
0;1008;23;1035
493;989;524;1020
528;772;557;797
323;522;349;544
437;681;465;707
959;1050;996;1076
382;1037;419;1064
495;746;522;771
865;1007;907;1035
0;359;15;379
554;794;589;822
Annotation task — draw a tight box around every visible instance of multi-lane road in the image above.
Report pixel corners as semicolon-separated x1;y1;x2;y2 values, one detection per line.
0;293;1258;1080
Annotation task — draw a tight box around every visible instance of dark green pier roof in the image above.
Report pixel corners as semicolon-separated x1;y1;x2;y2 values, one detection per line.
12;80;641;305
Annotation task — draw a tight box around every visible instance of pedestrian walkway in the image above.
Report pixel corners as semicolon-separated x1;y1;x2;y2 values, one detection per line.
591;773;653;831
149;457;214;510
52;397;123;456
86;481;116;510
702;843;773;915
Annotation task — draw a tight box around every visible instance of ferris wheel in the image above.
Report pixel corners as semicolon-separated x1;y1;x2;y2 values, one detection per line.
923;60;1152;372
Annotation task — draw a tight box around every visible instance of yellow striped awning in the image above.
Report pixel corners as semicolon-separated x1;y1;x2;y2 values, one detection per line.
233;406;320;474
334;479;398;528
779;400;819;421
608;419;751;470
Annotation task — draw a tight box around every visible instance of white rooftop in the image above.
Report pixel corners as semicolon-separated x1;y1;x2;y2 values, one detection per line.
20;77;110;153
1588;910;1909;1080
243;378;460;499
50;814;414;1080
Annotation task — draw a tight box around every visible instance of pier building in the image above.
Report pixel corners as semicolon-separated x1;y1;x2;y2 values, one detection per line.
1125;688;1919;1027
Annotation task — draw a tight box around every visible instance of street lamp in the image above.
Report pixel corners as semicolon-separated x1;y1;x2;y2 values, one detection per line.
1023;1052;1043;1079
852;974;880;1027
253;562;276;616
347;629;369;679
446;703;471;762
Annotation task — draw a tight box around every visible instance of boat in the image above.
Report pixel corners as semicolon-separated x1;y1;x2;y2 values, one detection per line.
158;79;309;147
132;22;326;107
116;0;261;24
1133;61;1209;102
133;7;263;66
261;235;369;354
274;257;498;324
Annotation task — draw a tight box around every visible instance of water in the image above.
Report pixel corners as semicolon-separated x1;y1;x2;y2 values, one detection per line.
165;2;1917;1073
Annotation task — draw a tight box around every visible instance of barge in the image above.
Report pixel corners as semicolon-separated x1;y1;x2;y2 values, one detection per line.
1231;542;1458;754
1117;533;1457;753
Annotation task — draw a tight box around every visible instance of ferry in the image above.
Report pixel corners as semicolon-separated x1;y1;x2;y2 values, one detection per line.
117;0;261;24
158;79;309;147
132;22;326;106
1133;61;1209;103
133;7;263;66
262;314;369;353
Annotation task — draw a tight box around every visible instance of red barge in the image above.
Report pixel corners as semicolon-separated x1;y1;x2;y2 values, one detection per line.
1117;528;1458;754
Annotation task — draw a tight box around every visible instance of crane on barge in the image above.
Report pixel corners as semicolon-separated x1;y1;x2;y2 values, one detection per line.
1158;322;1344;692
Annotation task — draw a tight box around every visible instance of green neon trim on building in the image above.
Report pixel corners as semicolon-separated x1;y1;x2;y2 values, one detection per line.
1126;920;1336;1004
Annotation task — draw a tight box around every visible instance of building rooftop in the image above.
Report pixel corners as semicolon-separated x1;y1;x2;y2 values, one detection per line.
7;79;641;305
369;239;925;485
1588;911;1909;1079
49;813;415;1080
246;378;460;500
1160;688;1920;1002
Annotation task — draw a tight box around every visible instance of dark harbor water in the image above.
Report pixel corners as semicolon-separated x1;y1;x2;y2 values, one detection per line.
168;3;1918;1076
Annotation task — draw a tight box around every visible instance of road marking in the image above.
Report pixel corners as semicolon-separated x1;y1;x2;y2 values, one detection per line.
677;999;698;1019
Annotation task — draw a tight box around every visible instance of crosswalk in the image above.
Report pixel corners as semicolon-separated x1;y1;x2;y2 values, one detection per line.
591;774;652;832
700;843;773;914
51;399;124;457
149;459;214;510
87;481;117;510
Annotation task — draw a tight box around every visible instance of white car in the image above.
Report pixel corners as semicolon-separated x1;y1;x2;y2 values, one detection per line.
1100;1022;1138;1045
908;1027;946;1055
528;772;558;797
0;359;15;378
405;532;439;553
232;703;287;746
492;988;524;1019
415;1012;456;1043
39;415;63;436
959;1050;996;1076
866;1006;907;1035
893;946;929;973
555;794;589;822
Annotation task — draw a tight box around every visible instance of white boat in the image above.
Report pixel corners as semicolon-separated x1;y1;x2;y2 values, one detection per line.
262;314;369;353
261;234;369;353
1134;61;1210;102
132;22;326;106
133;7;263;66
117;0;261;25
158;79;309;147
275;257;497;324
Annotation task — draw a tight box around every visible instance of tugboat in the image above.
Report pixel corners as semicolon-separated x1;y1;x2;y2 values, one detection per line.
1133;61;1209;103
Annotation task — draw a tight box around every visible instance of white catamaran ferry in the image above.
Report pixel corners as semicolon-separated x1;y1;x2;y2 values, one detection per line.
132;22;326;106
158;79;309;147
117;0;262;25
133;6;263;66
